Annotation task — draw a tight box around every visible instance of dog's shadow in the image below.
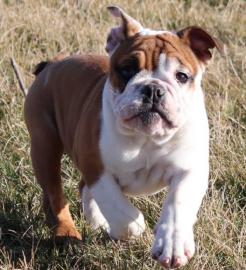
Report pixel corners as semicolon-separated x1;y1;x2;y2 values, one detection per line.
0;197;112;269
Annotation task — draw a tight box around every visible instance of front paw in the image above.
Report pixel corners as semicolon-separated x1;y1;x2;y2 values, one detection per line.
152;223;195;269
109;210;146;240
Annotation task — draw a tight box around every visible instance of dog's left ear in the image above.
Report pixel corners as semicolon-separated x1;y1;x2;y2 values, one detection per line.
106;6;143;54
177;26;224;64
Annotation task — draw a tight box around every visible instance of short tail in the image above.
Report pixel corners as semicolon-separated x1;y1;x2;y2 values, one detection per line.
33;61;50;76
33;52;69;76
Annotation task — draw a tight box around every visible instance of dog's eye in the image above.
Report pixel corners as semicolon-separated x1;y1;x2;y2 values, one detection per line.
117;60;139;84
176;72;189;84
120;67;138;81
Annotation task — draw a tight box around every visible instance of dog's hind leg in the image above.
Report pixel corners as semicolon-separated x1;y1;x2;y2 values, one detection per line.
29;119;82;240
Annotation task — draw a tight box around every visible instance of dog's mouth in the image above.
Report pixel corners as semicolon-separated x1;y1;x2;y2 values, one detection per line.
123;105;177;129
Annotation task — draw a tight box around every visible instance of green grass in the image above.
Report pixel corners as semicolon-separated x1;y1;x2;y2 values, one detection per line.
0;0;245;269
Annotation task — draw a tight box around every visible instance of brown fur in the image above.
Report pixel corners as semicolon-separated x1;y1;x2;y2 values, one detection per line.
177;26;224;63
110;33;200;91
25;55;109;239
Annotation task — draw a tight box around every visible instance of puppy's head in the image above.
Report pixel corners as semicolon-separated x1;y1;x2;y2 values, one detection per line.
106;6;223;141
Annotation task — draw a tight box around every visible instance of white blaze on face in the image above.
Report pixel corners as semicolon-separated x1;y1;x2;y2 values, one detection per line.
139;28;170;36
154;54;198;121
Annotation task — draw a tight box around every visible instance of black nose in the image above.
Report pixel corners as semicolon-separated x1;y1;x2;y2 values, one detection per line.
141;83;165;104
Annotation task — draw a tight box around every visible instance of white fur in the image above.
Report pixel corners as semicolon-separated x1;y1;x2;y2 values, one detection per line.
139;28;171;36
86;33;209;268
82;185;109;231
89;173;146;240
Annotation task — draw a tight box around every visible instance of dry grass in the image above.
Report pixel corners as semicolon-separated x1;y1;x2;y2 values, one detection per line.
0;0;245;269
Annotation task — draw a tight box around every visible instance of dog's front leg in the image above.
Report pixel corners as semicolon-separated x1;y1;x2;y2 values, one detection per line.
152;167;208;269
89;172;146;240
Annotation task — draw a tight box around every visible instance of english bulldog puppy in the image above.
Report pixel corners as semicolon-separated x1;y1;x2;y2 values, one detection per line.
24;6;223;269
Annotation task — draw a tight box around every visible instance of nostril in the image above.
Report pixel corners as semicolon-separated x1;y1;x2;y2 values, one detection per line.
141;84;165;104
156;88;165;98
141;85;153;99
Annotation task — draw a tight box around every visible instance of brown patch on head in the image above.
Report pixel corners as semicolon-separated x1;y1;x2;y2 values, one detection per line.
109;32;200;91
106;7;224;91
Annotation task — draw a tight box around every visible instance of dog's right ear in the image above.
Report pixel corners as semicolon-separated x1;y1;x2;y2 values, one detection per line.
106;6;143;54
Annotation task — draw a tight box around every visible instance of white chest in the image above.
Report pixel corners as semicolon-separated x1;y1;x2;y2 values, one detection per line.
100;81;209;196
116;163;169;196
100;136;173;196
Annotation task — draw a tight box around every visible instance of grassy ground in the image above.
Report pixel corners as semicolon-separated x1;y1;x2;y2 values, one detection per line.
0;0;245;269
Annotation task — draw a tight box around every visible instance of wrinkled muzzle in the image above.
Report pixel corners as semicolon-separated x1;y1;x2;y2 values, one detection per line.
115;81;181;136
